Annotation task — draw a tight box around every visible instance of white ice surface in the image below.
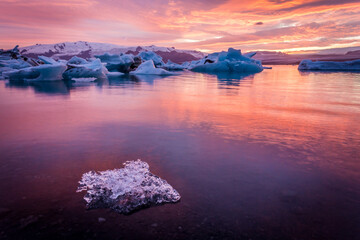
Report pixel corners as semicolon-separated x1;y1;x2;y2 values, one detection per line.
77;160;181;214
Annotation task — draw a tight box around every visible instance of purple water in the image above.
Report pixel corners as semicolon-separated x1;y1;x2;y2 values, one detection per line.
0;66;359;239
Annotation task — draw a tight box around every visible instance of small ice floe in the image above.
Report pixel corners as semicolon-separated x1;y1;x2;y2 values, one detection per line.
77;160;181;214
71;77;97;82
298;59;360;71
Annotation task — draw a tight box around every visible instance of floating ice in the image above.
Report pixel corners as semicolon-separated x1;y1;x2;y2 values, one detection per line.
38;56;59;65
63;59;108;80
137;51;164;67
131;60;176;75
0;59;31;70
77;160;181;214
298;59;360;71
190;48;263;74
95;53;136;73
163;60;186;71
3;63;66;81
67;56;88;65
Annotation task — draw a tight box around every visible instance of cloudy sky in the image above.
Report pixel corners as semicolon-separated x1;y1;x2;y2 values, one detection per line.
1;0;360;52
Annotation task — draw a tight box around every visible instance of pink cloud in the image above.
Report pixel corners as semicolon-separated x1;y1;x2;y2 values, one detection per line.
0;0;359;52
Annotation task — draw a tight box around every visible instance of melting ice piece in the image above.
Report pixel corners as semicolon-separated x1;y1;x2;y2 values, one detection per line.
77;160;181;214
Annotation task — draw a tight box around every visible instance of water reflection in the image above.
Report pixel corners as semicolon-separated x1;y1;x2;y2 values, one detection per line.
0;66;359;239
6;80;71;95
107;74;172;86
3;74;175;95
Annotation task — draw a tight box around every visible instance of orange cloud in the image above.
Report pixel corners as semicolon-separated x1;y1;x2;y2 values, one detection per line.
0;0;359;53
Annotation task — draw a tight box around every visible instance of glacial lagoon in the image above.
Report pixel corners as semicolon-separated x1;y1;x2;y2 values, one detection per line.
0;65;359;239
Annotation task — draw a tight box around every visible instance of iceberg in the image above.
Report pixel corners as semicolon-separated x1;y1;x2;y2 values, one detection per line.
298;59;360;71
0;59;31;70
131;60;176;75
0;45;20;60
95;53;137;73
63;59;108;80
137;51;164;67
190;48;263;74
77;160;181;214
3;56;66;81
163;60;186;71
67;56;88;65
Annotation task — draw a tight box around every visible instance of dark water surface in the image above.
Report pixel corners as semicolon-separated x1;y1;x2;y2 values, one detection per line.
0;66;359;239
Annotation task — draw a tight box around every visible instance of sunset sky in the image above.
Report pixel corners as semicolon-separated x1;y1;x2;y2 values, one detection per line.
1;0;360;53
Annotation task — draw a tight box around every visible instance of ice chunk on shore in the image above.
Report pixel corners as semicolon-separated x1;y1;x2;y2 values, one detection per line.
131;60;176;75
3;63;66;81
298;59;360;71
137;51;164;67
77;160;181;214
190;48;263;74
63;59;108;80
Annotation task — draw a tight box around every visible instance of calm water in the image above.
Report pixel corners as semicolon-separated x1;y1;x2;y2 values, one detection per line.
0;65;359;240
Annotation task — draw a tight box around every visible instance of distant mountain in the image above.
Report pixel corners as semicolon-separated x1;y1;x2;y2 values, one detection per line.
17;41;360;65
19;41;205;64
251;50;360;65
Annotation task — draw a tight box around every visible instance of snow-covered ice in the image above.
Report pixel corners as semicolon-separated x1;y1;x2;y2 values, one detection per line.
298;59;360;71
77;160;181;214
190;48;263;74
131;60;176;75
